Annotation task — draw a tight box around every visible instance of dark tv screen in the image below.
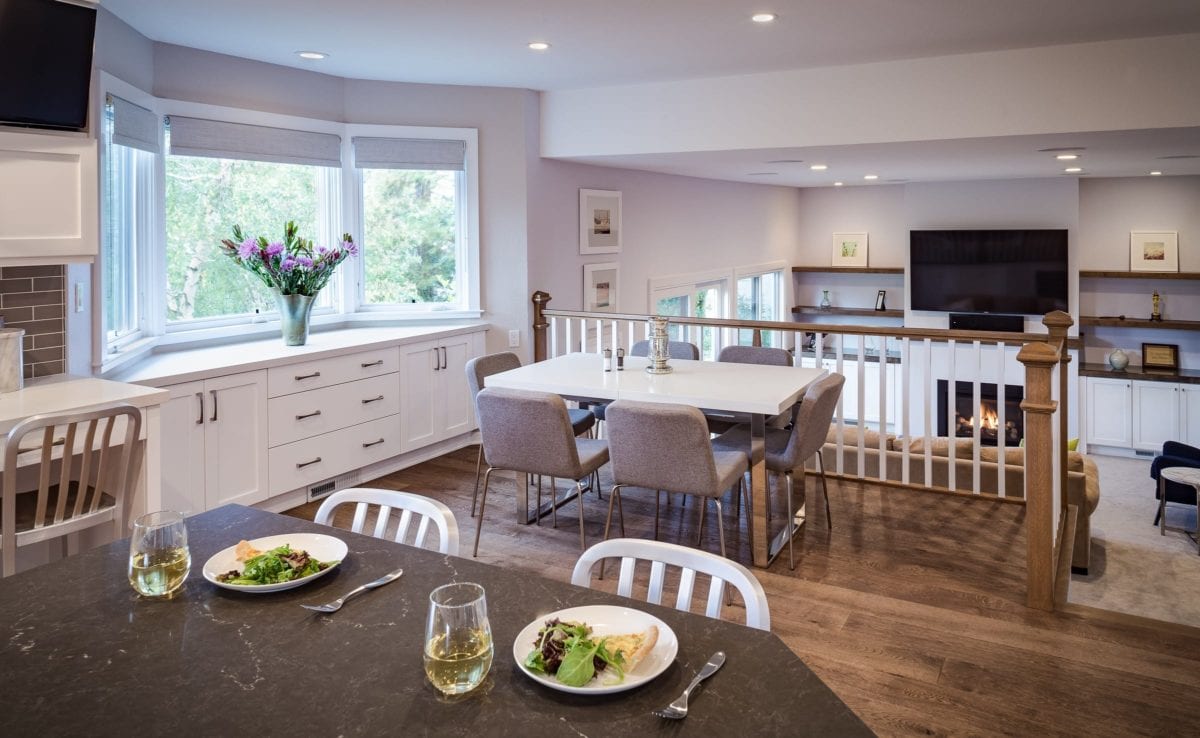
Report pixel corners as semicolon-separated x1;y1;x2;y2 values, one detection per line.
0;0;96;131
910;230;1069;315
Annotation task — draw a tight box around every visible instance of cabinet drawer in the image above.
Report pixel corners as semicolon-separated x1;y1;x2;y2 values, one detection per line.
268;373;400;447
268;414;402;495
267;347;399;397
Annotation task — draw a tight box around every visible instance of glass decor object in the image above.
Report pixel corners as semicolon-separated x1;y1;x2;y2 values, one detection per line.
128;511;191;598
646;316;673;375
820;290;832;309
424;582;493;695
276;292;317;346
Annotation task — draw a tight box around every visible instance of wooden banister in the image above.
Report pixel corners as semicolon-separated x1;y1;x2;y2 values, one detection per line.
532;291;551;362
1018;341;1060;611
1042;311;1074;514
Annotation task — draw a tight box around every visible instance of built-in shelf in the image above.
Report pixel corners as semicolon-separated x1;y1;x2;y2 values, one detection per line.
791;306;904;318
1079;270;1200;280
1079;363;1200;385
1079;316;1200;331
792;266;904;274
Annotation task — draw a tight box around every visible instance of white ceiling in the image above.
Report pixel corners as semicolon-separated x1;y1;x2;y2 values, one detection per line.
101;0;1200;91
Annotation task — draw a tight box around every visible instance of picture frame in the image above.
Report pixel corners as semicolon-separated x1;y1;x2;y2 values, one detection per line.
583;262;619;313
579;189;622;254
1130;231;1179;272
832;232;868;267
875;290;887;311
1142;342;1179;371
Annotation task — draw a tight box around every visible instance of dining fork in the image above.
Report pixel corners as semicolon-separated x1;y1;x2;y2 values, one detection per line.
300;567;404;613
652;651;726;720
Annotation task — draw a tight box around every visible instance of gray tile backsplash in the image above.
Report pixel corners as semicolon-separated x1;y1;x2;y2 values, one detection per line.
0;265;66;379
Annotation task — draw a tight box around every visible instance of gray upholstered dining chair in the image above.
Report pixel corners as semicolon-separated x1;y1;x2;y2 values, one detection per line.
712;372;846;569
473;387;610;556
465;352;595;517
603;400;748;558
707;344;795;434
587;340;699;426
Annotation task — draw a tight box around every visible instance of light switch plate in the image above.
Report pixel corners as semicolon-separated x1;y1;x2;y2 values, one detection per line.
74;282;85;312
508;329;520;348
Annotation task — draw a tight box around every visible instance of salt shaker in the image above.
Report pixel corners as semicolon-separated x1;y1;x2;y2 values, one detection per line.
603;348;613;372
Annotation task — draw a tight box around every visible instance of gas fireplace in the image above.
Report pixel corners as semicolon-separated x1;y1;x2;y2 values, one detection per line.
936;380;1024;446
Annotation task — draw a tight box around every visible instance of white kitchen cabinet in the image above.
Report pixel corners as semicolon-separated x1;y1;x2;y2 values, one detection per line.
399;332;485;453
1085;377;1132;448
159;370;269;513
1182;386;1200;447
1132;382;1181;452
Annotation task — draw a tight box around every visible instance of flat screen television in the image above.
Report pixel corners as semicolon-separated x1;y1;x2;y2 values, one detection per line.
910;229;1069;315
0;0;97;131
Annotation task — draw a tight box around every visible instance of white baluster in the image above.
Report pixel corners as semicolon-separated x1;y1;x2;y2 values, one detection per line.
946;339;957;492
997;341;1007;498
972;340;982;495
901;337;911;485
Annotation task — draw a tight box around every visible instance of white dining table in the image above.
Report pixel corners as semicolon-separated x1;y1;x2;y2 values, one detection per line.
485;352;828;567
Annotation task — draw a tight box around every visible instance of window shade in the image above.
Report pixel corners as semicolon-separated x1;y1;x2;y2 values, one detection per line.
108;94;160;154
166;116;342;167
352;137;466;171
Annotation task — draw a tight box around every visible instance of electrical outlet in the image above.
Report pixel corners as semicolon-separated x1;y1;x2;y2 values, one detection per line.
508;330;520;348
74;282;85;312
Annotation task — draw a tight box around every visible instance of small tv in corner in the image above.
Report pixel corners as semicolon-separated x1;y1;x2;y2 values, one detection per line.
909;229;1069;316
0;0;97;132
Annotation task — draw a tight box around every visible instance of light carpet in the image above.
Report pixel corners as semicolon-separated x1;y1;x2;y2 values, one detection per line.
1069;452;1200;627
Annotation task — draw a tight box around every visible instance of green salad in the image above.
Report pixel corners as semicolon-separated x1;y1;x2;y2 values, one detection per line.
523;619;626;687
216;544;335;585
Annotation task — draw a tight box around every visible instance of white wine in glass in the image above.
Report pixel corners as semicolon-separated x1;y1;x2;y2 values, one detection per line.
128;511;190;597
424;582;493;695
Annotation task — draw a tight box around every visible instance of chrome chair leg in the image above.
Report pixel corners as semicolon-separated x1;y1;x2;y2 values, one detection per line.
599;485;622;581
785;471;796;570
471;444;483;517
551;476;558;528
817;453;832;528
473;467;496;557
654;490;662;540
536;474;543;527
714;498;727;559
696;496;706;546
575;481;587;552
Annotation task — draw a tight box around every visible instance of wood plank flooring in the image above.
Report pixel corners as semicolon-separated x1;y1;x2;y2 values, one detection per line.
284;446;1200;737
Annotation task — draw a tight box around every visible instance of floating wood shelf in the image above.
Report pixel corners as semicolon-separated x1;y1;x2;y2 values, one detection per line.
1079;316;1200;331
792;266;904;274
792;305;904;318
1079;363;1200;384
1079;270;1200;280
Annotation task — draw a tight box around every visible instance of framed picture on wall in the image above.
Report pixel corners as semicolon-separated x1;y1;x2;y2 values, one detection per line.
831;232;868;267
579;189;622;254
1130;231;1179;272
583;262;619;312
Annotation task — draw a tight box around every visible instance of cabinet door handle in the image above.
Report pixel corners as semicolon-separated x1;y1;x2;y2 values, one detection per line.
361;359;384;368
433;349;440;371
210;390;218;422
440;346;447;370
296;457;322;469
362;438;385;448
195;392;205;425
362;395;385;404
296;409;323;420
295;371;321;380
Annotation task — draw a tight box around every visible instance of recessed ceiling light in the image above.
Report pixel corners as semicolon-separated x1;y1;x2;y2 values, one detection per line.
1064;167;1082;173
766;159;803;164
528;41;550;51
810;164;828;171
746;172;778;176
833;182;844;187
751;13;777;23
1055;154;1079;161
1150;170;1163;176
296;51;328;60
863;174;878;180
1037;146;1086;153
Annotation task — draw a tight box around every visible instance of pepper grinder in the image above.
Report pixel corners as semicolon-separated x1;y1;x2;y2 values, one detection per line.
616;348;625;371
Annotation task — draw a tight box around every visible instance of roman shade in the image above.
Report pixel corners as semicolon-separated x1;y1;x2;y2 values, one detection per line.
107;94;160;154
352;137;466;171
166;116;342;167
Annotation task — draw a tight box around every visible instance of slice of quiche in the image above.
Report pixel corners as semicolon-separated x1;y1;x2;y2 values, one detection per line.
603;625;659;673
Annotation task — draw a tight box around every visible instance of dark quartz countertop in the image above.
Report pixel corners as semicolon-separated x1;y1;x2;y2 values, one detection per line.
1079;362;1200;384
0;505;871;737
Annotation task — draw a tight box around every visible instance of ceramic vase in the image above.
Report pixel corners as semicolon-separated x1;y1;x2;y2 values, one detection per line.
1107;348;1129;371
276;291;317;346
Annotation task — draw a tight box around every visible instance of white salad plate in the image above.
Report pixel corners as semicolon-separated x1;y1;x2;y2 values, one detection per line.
512;604;679;695
202;533;348;593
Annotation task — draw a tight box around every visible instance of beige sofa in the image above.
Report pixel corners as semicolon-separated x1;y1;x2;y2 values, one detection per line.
819;428;1101;572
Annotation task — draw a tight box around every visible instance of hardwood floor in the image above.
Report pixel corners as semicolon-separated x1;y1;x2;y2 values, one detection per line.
285;446;1200;737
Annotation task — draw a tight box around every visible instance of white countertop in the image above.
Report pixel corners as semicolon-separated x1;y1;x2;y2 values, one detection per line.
486;353;828;416
0;375;169;435
111;323;489;386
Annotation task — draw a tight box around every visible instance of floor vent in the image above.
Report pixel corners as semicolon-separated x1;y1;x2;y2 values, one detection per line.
307;470;362;503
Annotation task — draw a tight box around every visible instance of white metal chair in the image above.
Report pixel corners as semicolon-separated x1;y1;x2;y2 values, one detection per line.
313;488;460;556
571;538;771;631
2;404;143;578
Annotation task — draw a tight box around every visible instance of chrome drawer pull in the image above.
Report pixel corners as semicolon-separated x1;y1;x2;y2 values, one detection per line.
296;410;323;420
362;438;385;448
362;395;385;404
295;371;321;380
297;457;322;469
361;359;384;368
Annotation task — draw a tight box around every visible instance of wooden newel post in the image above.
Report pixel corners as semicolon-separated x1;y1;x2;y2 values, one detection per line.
1018;341;1060;611
532;291;552;362
1043;311;1074;515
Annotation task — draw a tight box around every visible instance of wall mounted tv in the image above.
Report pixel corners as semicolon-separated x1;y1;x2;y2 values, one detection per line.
0;0;97;131
909;229;1069;316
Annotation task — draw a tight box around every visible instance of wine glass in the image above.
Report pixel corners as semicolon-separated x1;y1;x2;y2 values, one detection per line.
423;582;493;695
128;511;191;597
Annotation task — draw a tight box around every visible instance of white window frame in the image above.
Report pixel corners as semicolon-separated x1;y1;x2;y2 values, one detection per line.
733;260;789;346
648;267;732;357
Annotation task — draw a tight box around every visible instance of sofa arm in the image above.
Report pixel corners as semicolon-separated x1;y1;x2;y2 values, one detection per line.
1163;441;1200;462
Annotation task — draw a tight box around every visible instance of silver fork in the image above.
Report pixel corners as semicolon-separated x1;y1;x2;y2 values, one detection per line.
652;651;726;720
300;568;404;613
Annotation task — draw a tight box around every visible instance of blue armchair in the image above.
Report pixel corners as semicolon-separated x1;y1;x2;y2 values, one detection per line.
1151;441;1200;524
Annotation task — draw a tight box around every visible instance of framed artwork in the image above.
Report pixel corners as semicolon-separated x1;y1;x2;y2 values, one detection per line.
1142;342;1179;371
1130;231;1179;272
875;290;887;311
583;262;619;313
832;232;868;267
579;189;622;254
